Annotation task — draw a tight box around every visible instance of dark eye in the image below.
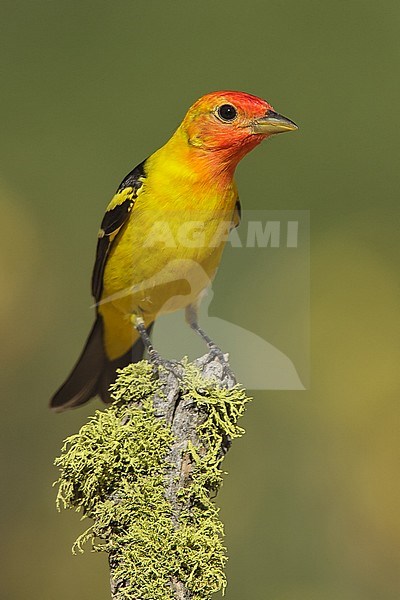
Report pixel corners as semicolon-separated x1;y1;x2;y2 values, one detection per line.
217;104;237;122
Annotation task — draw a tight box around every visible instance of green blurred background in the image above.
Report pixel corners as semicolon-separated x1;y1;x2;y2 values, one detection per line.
1;1;399;598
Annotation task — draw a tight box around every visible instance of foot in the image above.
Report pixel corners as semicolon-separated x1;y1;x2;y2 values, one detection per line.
205;343;236;382
148;349;184;381
207;343;227;362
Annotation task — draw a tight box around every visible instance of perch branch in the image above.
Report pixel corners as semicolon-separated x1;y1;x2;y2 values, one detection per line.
55;353;250;600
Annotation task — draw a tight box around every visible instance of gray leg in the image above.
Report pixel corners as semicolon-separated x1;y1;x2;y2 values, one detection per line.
132;315;158;358
185;303;235;382
132;315;183;379
185;304;226;358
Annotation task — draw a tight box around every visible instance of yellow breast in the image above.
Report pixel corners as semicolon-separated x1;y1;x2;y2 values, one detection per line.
99;130;238;358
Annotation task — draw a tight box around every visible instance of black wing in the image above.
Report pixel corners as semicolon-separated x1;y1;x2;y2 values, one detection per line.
91;160;146;303
231;198;241;229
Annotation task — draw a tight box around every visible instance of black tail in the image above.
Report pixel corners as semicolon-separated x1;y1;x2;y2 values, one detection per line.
50;317;150;412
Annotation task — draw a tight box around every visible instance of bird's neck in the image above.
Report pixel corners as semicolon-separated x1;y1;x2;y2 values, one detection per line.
145;128;241;216
156;126;241;190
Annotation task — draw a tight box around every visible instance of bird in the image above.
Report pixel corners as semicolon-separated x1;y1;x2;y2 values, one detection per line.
50;90;297;411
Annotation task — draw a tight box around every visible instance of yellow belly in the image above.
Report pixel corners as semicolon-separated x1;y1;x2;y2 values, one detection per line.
99;200;234;359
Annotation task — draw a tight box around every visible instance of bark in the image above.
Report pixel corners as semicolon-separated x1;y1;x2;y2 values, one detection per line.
109;353;236;600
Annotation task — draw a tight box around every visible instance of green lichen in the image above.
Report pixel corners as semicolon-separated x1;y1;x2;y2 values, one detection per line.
55;359;250;600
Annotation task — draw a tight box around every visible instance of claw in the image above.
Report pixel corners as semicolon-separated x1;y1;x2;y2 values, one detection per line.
206;344;235;381
207;344;226;361
148;350;184;381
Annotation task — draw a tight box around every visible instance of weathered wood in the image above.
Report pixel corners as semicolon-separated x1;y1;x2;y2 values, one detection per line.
109;353;236;600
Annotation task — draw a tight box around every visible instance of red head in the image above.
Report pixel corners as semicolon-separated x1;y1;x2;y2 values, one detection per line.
179;90;297;170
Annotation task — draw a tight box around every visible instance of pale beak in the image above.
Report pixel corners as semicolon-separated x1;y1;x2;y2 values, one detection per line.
252;110;298;135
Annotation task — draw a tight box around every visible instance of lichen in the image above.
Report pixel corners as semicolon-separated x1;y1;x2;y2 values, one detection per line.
55;359;250;600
